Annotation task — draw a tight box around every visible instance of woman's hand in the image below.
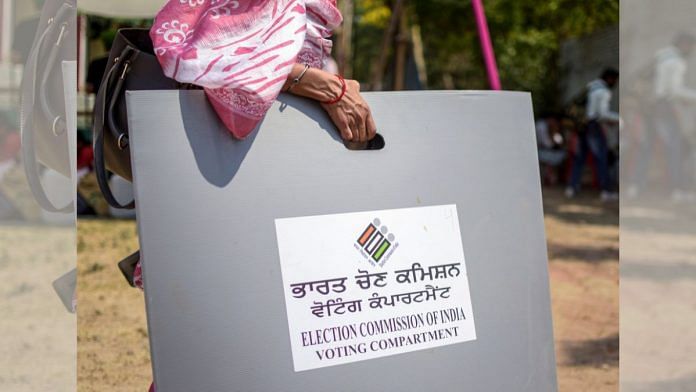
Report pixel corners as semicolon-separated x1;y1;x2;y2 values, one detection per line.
320;79;377;143
284;64;377;143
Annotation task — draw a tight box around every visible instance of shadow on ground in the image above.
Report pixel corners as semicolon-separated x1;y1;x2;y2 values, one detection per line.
547;243;618;264
542;188;619;227
562;334;619;367
542;186;618;391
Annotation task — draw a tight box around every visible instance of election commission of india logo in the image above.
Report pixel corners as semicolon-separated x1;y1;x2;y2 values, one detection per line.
355;218;399;266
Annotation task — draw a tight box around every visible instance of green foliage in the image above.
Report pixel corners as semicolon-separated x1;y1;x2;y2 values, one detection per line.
349;0;619;112
358;0;392;27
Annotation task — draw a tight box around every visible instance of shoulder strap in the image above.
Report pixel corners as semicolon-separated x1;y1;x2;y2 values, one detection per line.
93;46;136;209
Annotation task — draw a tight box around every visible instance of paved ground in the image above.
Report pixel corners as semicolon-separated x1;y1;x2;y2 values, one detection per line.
76;186;619;391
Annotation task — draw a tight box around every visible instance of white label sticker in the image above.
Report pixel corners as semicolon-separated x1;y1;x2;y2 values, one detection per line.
275;204;476;371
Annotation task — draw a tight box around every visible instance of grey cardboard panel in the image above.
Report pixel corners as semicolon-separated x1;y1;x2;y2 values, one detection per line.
127;90;557;392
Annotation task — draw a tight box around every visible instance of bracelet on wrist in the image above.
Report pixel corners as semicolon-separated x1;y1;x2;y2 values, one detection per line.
323;74;346;105
286;64;310;92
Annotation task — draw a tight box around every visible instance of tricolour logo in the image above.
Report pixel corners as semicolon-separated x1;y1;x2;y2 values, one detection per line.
355;218;398;266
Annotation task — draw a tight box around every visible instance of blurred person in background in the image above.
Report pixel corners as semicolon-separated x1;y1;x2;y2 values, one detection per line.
566;68;620;201
623;94;649;198
535;112;567;185
652;33;696;202
76;132;98;216
0;112;40;221
0;112;21;219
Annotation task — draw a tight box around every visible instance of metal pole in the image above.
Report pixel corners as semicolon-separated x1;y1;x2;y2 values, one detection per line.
472;0;501;90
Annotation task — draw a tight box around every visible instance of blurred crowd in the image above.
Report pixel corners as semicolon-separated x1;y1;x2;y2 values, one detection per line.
535;68;620;202
538;33;696;204
623;33;696;203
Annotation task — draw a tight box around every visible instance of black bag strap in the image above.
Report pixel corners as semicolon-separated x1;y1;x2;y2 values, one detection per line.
93;46;137;210
106;50;137;147
20;4;72;213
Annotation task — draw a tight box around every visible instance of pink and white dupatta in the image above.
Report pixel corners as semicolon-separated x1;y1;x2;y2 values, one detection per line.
151;0;342;139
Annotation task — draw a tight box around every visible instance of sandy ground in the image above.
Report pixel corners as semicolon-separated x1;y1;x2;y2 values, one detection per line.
0;224;76;392
620;196;696;392
76;186;619;391
544;187;619;391
76;219;150;392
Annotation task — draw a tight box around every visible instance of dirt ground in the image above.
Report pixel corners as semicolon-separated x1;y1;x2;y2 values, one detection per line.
76;186;619;391
620;196;696;391
544;187;619;391
0;224;76;392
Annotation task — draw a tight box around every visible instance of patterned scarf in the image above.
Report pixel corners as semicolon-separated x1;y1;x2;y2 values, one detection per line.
151;0;342;138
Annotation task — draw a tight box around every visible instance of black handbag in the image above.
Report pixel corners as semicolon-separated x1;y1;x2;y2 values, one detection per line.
20;0;76;212
92;29;202;287
92;28;182;210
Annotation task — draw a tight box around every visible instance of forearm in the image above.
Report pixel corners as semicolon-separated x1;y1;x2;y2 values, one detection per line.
599;108;621;123
598;93;620;123
281;63;376;143
283;64;343;102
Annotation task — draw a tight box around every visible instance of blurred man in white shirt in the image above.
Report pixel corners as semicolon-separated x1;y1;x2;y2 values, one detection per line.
566;68;620;201
655;34;696;101
653;33;696;201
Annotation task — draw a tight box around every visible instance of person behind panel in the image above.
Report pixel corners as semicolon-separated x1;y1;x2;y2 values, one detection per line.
565;68;620;201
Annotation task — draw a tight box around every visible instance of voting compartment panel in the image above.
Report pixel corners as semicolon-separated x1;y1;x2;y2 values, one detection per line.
126;90;557;392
